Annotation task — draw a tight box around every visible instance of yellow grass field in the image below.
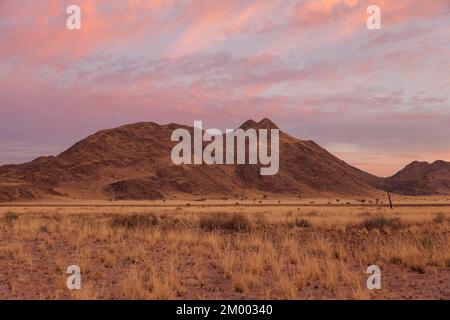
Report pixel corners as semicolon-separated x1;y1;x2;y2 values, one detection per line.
0;201;449;299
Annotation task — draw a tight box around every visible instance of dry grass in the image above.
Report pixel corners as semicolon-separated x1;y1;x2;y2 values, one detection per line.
110;213;158;229
0;204;449;299
360;215;402;231
199;213;254;232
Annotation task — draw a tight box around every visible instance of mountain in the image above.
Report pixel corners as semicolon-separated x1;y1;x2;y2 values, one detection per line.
0;118;386;202
2;118;448;202
377;160;450;195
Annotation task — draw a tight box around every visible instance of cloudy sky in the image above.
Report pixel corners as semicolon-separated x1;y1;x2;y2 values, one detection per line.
0;0;449;176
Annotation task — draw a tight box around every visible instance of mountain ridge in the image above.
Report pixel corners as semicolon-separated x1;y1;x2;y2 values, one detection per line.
375;159;450;196
0;119;448;202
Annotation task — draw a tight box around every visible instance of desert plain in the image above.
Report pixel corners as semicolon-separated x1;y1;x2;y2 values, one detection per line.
1;197;449;300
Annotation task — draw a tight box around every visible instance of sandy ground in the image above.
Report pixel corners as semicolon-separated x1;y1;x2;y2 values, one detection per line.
4;193;450;206
0;200;449;299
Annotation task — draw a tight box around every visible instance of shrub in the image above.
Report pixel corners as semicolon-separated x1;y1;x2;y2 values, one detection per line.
361;216;402;231
199;213;253;233
296;218;311;228
111;213;158;229
445;258;450;268
433;213;446;224
2;211;18;223
419;236;433;250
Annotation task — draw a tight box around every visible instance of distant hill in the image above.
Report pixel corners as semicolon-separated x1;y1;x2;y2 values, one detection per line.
376;160;450;196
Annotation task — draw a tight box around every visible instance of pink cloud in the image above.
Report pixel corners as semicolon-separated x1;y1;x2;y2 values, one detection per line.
0;0;449;176
293;0;449;27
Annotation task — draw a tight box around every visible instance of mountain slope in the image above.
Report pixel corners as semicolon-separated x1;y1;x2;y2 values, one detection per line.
0;118;392;202
377;160;450;195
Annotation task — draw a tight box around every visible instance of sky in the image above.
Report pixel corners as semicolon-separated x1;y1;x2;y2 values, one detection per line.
0;0;449;177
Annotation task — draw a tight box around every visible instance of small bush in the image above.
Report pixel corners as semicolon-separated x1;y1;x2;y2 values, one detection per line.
254;213;267;226
39;226;49;233
199;213;253;233
2;211;18;223
445;258;450;268
361;216;402;231
433;213;446;224
419;236;433;250
295;218;311;228
410;263;427;274
306;210;318;217
111;213;158;229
